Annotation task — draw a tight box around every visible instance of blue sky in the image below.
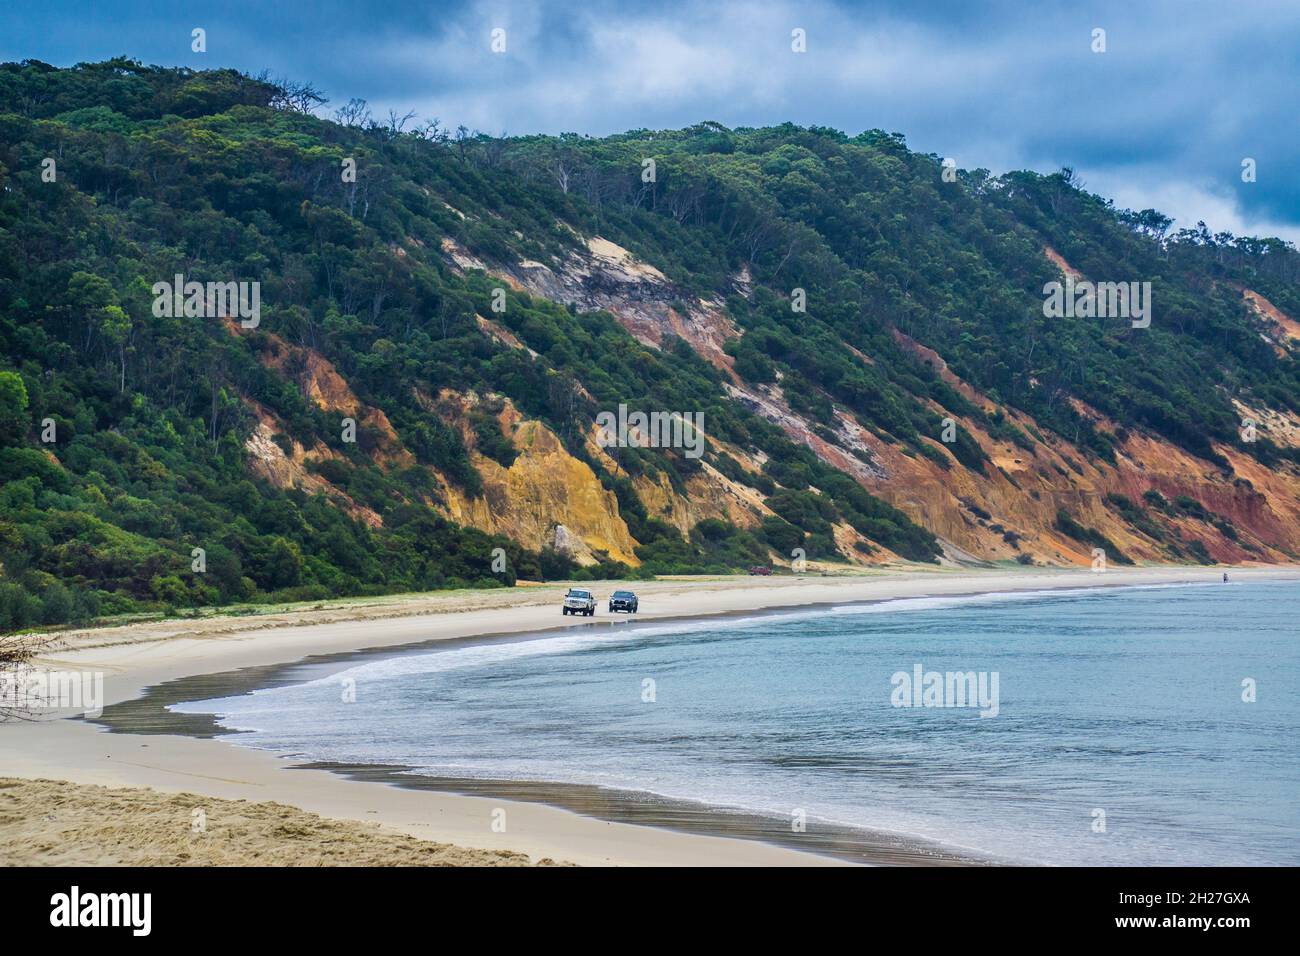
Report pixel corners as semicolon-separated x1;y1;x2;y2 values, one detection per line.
4;0;1298;242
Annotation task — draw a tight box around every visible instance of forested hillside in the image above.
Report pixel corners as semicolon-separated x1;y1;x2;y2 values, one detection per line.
3;59;1299;631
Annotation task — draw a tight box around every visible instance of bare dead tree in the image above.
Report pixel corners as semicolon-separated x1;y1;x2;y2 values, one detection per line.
577;165;607;208
386;109;417;135
418;118;450;146
771;230;812;279
742;214;780;265
665;183;706;224
545;144;578;195
476;132;508;169
260;72;328;114
334;97;372;127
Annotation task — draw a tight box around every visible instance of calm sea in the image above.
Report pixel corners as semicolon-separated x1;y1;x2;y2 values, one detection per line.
172;580;1300;864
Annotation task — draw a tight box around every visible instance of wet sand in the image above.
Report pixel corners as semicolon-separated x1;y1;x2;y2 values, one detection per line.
90;616;987;865
3;565;1294;866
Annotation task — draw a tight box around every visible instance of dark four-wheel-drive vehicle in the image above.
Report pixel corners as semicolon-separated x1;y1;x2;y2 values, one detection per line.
747;565;772;576
562;588;596;616
608;590;639;614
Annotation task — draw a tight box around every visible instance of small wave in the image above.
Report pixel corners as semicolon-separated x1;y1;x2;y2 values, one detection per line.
172;579;1210;715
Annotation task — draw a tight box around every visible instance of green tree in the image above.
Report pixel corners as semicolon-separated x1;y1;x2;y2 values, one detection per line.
0;371;28;445
101;304;132;392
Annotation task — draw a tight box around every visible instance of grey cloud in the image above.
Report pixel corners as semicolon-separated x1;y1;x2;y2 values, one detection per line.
4;0;1297;239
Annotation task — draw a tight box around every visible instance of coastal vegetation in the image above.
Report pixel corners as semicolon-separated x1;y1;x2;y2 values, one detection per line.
2;59;1299;631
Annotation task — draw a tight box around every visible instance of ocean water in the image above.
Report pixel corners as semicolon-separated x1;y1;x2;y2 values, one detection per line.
172;580;1300;865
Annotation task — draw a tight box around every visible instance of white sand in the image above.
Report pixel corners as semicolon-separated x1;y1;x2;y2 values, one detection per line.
2;565;1293;866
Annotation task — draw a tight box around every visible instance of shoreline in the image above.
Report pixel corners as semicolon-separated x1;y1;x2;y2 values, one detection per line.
94;653;992;866
3;564;1297;866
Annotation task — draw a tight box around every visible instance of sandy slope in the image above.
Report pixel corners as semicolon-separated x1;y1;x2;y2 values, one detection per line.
2;566;1295;866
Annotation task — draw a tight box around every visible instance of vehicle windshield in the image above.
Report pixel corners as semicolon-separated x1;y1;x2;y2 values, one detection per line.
568;590;591;598
613;591;634;598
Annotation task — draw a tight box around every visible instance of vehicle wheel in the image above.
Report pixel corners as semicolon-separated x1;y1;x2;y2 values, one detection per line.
562;608;569;616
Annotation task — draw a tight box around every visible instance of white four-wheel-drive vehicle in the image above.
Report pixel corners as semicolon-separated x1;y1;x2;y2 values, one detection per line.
562;587;596;616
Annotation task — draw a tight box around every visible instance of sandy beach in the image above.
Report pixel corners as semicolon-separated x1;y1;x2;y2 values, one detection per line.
2;564;1296;867
0;777;565;866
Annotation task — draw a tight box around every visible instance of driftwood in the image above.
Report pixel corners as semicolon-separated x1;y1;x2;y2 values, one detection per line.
0;632;57;721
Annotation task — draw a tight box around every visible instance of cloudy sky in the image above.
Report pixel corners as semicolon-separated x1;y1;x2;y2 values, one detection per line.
4;0;1297;242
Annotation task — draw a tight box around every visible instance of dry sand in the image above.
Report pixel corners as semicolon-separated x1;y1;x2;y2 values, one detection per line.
0;777;563;866
3;565;1296;866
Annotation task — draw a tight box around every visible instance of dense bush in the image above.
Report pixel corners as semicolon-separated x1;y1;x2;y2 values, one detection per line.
4;59;1296;630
